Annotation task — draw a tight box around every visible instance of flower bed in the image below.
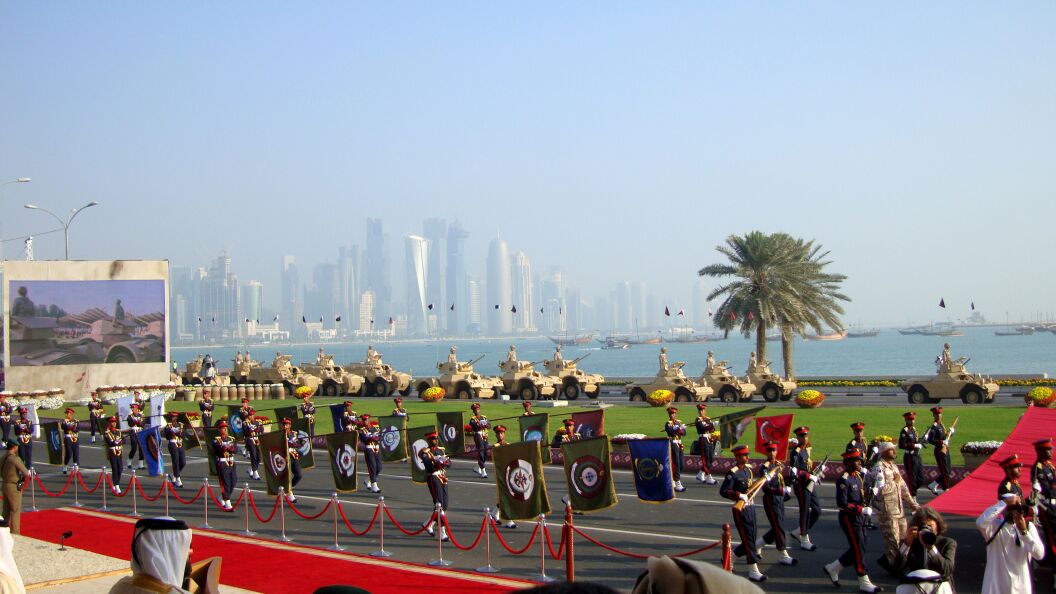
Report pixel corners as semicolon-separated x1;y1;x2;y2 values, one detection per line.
420;386;445;402
1025;386;1056;407
799;380;901;388
960;441;1002;456
610;433;647;452
646;389;674;407
294;385;314;399
795;389;825;408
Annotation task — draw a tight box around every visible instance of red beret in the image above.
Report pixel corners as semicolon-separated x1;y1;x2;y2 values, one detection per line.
169;411;180;418
360;414;371;420
841;450;862;462
794;426;810;436
563;419;576;426
666;406;679;414
281;418;292;425
216;420;229;428
522;401;532;407
732;444;750;455
425;431;438;439
1034;439;1053;449
763;441;777;452
344;401;354;406
1000;454;1022;469
903;411;916;419
108;416;118;423
930;406;943;414
394;397;403;403
471;402;481;409
696;403;707;409
65;407;75;414
495;425;507;432
850;422;865;430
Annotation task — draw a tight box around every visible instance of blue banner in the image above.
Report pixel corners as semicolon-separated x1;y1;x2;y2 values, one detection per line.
329;404;347;433
136;426;166;477
628;438;674;503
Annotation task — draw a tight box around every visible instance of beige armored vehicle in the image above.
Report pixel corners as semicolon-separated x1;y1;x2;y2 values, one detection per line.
231;352;322;396
901;344;999;405
415;347;503;400
626;353;712;403
698;354;756;403
179;354;230;386
345;346;413;397
542;347;603;400
497;346;558;400
746;356;797;402
300;351;365;397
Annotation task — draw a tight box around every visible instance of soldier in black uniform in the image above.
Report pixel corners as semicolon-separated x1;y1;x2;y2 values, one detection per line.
758;441;797;566
359;414;382;493
60;407;80;474
664;406;687;492
392;396;408;417
694;402;717;485
898;411;925;496
198;391;215;427
788;425;821;551
126;403;146;469
162;412;186;487
212;420;236;510
243;411;263;480
14;408;33;470
823;450;882;593
846;422;867;459
924;406;953;494
721;444;767;582
87;391;104;443
419;431;451;541
299;395;316;438
0;393;12;442
1032;438;1056;585
281;418;304;502
847;421;878;530
468;403;491;478
998;454;1024;501
340;401;358;433
104;416;125;493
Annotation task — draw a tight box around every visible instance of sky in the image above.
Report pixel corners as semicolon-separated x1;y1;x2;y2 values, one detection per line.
1;3;1053;327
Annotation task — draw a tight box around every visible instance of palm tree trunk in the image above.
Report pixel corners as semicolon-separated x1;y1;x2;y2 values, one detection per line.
781;324;795;380
755;317;767;364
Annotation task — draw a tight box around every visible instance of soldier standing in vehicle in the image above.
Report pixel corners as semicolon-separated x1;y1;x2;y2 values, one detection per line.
659;347;669;372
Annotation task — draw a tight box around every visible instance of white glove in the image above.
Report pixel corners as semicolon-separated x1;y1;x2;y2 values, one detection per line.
871;486;879;496
914;443;923;450
810;474;820;483
1034;482;1043;493
738;493;749;502
861;468;870;476
948;428;955;436
862;507;873;517
784;486;792;496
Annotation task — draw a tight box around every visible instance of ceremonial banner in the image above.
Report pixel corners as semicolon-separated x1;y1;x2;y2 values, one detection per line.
95;415;109;437
378;415;408;462
561;436;616;513
519;413;551;463
328;404;347;433
43;421;63;465
289;418;315;469
176;413;201;450
115;396;133;431
408;424;439;484
274;406;299;425
226;405;246;440
718;406;766;449
754;414;794;461
25;406;41;439
260;429;290;496
571;409;605;439
136;426;165;477
494;440;551;521
436;412;465;454
325;431;359;493
148;393;166;426
202;427;220;476
628;438;674;503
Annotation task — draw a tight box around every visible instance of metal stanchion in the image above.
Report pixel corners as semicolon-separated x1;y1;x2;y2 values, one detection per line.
164;478;170;516
327;493;344;551
564;498;574;582
129;470;141;517
535;514;555;582
199;477;211;529
99;468;110;512
278;487;293;542
476;507;500;573
241;483;256;536
371;497;392;557
71;469;83;508
427;504;450;567
27;469;38;512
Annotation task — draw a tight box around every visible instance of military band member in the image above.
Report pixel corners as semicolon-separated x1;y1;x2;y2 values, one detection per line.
0;393;12;442
560;418;581;443
243;410;263;480
924;406;953;494
664;406;687;492
14;408;33;470
162;412;186;487
359;414;381;493
847;422;877;529
392;396;408;417
694;402;717;484
758;441;797;566
340;401;358;433
789;426;821;550
469;403;490;478
212;421;236;510
824;450;882;593
420;431;450;541
127;403;145;469
998;455;1025;502
898;411;925;496
199;390;215;427
88;391;104;443
721;445;766;582
872;441;919;573
521;400;533;416
1032;438;1056;583
281;418;304;501
300;394;316;438
237;398;252;425
104;416;124;494
60;407;80;474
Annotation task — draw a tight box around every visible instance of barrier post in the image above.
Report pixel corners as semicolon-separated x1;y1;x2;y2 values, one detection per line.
27;469;38;512
475;507;500;573
199;477;211;529
427;504;450;567
564;498;574;582
722;523;733;571
164;478;170;516
535;514;556;583
327;493;344;551
99;468;110;512
370;497;392;558
129;470;141;517
241;483;256;536
70;468;82;508
278;487;292;542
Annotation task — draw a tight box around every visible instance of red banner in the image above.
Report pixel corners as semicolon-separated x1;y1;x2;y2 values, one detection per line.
754;414;794;461
571;409;605;439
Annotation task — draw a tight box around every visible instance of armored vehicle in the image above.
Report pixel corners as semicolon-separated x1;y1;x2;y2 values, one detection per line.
180;355;230;385
301;352;365;397
542;349;603;400
415;350;503;400
9;315;163;367
626;361;712;403
345;347;413;397
901;348;999;405
747;361;797;402
698;360;757;403
231;353;322;396
498;358;558;401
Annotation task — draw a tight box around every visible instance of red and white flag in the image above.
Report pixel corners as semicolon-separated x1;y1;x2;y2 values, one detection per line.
754;414;795;461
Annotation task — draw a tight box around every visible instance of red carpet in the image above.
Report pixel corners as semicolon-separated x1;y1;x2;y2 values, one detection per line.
22;508;532;593
930;406;1054;517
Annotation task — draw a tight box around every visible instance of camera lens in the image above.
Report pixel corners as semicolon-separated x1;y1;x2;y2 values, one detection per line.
919;527;937;547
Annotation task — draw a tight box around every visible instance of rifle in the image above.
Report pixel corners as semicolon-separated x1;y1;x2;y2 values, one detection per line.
735;462;783;511
942;416;960;449
806;454;830;493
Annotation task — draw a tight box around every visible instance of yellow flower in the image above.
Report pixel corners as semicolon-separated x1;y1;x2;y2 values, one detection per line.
421;386;445;402
646;389;674;407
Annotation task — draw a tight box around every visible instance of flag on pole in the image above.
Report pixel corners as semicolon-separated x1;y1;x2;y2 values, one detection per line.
260;429;290;496
729;311;736;321
571;409;605;439
289;418;315;469
939;298;946;308
450;303;455;311
378;415;408;462
136;426;166;476
971;301;975;311
149;393;166;426
493;440;551;520
273;406;298;426
664;306;671;317
628;438;674;503
708;308;713;317
677;309;684;316
748;311;755;322
202;427;220;476
226;405;246;441
25;406;41;439
518;413;551;463
325;431;359;493
44;422;63;465
436;411;465;454
116;396;133;431
561;436;617;512
408;424;438;484
176;413;201;450
718;405;767;449
754;414;795;460
427;304;433;310
328;404;347;433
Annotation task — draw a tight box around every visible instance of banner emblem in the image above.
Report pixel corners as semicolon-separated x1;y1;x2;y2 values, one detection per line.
505;459;536;501
336;444;355;477
382;425;401;452
570;455;604;498
295;430;312;458
442;424;458;443
269;450;287;474
635;457;662;481
230;415;244;434
412;438;430;472
49;430;61;452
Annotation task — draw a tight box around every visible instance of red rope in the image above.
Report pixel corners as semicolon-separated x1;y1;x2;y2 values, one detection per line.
230;488;246;509
134;478;167;502
107;475;134;498
491;519;539;555
286;497;333;521
383;505;434;536
33;472;74;497
77;472;105;494
167;483;205;505
570;526;720;559
207;484;229;508
249;490;281;523
440;514;486;551
336;501;380;536
543;523;566;560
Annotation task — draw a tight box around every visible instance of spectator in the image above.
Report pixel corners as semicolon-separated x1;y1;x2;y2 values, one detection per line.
893;507;955;594
977;496;1043;594
109;517;192;594
631;555;763;594
0;441;28;535
0;519;24;593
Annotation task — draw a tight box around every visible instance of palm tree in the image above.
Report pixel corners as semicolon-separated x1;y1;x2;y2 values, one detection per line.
699;232;849;379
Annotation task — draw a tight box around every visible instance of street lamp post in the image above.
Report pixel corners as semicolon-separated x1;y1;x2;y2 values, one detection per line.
23;201;99;260
0;178;32;261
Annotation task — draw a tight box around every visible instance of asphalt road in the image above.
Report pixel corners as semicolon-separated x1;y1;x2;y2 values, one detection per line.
23;435;1031;594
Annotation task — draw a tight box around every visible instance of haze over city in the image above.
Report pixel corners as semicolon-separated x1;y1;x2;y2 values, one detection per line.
2;3;1054;331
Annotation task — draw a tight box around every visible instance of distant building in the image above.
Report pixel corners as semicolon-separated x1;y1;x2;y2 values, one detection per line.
366;218;391;326
405;235;430;336
358;291;375;333
446;221;469;334
467;276;482;334
615;281;632;332
281;255;304;339
338;245;360;335
511;250;534;332
243;280;263;325
422;219;447;332
486;238;513;335
541;269;565;333
631;281;647;330
199;254;241;341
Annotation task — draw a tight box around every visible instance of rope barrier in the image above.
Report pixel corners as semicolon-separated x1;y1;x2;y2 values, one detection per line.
167;483;206;505
383;505;434;536
491;519;540;555
207;484;228;509
440;514;487;551
230;487;247;509
570;526;721;559
77;472;105;494
32;472;74;497
286;497;333;521
543;523;566;560
248;490;281;524
106;474;134;498
134;478;167;502
336;500;380;537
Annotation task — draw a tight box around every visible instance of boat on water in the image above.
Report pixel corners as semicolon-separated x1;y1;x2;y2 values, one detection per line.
897;326;927;335
625;336;662;345
995;326;1034;337
548;334;594;346
847;329;880;338
599;337;630;350
765;334;782;342
803;331;847;341
662;333;709;344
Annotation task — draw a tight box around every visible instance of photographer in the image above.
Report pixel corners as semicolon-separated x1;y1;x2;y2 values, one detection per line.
893;507;955;594
977;495;1043;594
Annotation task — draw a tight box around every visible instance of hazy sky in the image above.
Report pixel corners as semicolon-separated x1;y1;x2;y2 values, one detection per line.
2;3;1053;326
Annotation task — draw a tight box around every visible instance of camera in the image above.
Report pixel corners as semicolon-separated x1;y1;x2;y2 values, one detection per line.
919;527;938;547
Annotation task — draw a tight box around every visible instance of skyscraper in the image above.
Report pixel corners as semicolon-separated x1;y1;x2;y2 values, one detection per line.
422;219;446;332
281;255;303;337
366;218;391;325
615;281;632;332
338;245;359;334
446;222;469;334
358;291;375;332
486;238;513;335
309;263;339;327
631;281;647;331
541;269;565;333
243;280;263;324
200;254;240;341
467;276;482;334
405;235;430;336
511;250;534;332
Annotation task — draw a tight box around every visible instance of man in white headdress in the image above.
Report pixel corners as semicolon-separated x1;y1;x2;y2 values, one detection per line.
109;517;192;593
0;520;24;594
977;495;1044;594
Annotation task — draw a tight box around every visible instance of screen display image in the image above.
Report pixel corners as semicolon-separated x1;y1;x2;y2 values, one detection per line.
8;279;165;366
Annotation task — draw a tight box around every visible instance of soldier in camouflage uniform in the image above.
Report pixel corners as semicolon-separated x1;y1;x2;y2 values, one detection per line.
871;441;919;574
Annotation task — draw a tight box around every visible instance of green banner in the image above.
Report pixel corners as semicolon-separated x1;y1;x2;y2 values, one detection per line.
494;440;551;521
260;429;290;496
436;411;465;455
202;427;220;476
718;406;766;449
95;416;109;437
44;422;63;466
274;406;299;426
289;418;315;469
325;431;359;493
561;436;617;513
407;424;438;485
519;413;551;464
176;413;201;450
378;415;408;462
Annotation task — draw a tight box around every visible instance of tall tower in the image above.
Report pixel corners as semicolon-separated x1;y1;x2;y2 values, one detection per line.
446;222;469;334
615;281;632;332
511;251;534;332
243;280;263;324
366;218;391;325
422;219;446;332
405;235;430;336
281;255;303;337
487;238;513;335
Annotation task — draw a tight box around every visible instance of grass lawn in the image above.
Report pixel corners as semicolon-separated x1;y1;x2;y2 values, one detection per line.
58;398;1023;466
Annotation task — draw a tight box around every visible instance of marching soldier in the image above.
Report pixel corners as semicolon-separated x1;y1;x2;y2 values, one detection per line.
236;398;253;455
162;412;186;487
664;406;687;492
847;422;878;530
0;393;12;442
872;441;919;574
340;401;358;433
758;441;797;566
469;403;490;478
104;416;124;494
824;450;883;593
924;406;953;494
846;422;868;460
60;407;80;474
721;444;766;582
359;414;382;493
1032;439;1056;586
694;402;717;485
281;418;304;502
392;396;408;417
199;389;215;427
560;418;581;443
243;410;263;480
788;426;821;551
127;402;145;469
14;408;33;470
998;455;1024;501
300;393;316;438
88;391;104;443
898;411;925;496
420;431;451;541
521;400;534;416
212;421;236;510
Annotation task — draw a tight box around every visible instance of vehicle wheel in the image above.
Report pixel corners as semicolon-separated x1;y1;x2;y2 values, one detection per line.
399;386;412;397
456;383;473;400
587;386;601;399
107;350;135;364
520;383;538;401
629;388;646;403
373;378;389;397
720;387;737;403
779;391;793;401
907;388;928;405
357;384;368;398
323;382;338;397
564;382;581;400
675;388;692;403
962;389;983;405
762;384;781;403
416;382;432;398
